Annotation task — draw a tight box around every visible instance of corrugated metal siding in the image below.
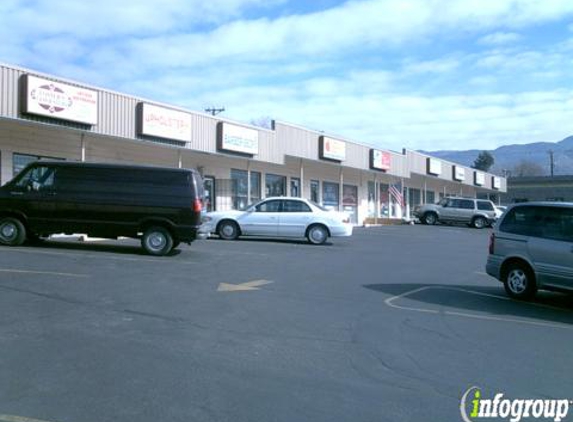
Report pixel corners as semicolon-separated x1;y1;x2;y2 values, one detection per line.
190;114;217;153
275;122;319;160
0;65;19;118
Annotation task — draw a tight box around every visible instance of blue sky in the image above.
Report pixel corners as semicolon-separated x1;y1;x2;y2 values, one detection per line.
1;0;573;152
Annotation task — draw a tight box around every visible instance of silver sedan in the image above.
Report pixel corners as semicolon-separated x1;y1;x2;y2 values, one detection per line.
200;197;353;245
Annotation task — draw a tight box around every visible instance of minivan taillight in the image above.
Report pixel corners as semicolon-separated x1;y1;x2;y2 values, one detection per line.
488;233;495;254
193;198;202;213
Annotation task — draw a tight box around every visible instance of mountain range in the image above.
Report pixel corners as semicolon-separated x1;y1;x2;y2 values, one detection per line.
423;136;573;177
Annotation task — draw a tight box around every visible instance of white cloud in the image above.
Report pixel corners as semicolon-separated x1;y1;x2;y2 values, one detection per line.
478;32;522;45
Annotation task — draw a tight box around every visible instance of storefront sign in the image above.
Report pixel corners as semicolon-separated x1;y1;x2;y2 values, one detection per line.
453;165;466;181
427;158;442;176
21;74;98;125
474;172;485;186
138;103;192;142
319;136;346;162
218;123;259;155
492;176;501;190
370;149;391;171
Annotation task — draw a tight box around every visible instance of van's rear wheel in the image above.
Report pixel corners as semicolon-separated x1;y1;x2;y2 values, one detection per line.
0;217;27;246
504;262;537;300
142;226;174;256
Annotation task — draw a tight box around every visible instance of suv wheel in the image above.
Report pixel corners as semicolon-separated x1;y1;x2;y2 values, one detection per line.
0;217;27;246
472;216;487;229
504;262;537;300
423;212;438;225
141;226;174;256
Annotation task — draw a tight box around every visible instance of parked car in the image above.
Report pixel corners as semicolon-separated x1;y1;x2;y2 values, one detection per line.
413;197;496;228
486;202;573;299
494;205;507;220
0;161;204;256
200;197;353;245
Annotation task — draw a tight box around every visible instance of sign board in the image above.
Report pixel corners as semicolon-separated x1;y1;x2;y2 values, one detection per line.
138;103;192;142
492;176;501;190
474;172;485;186
21;74;98;125
218;122;259;155
453;166;466;181
370;149;391;171
427;158;442;176
319;136;346;162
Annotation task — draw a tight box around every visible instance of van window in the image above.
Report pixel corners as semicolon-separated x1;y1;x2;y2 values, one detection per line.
500;206;573;241
15;166;55;191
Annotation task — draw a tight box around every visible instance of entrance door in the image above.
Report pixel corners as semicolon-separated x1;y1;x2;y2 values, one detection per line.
203;176;215;212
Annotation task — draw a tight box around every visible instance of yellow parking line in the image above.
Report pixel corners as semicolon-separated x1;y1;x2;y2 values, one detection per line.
0;415;60;422
0;268;89;278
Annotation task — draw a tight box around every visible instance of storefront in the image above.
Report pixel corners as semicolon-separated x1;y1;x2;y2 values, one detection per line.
0;63;506;225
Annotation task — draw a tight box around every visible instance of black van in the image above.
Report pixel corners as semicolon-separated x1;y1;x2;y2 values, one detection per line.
0;161;204;256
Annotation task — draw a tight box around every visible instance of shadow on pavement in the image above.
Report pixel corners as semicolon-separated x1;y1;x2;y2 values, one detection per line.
364;283;573;326
23;239;184;257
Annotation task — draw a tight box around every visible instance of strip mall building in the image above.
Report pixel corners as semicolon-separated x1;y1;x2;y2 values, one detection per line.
0;63;506;224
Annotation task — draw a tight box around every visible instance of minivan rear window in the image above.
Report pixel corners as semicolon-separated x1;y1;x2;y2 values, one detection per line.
500;206;573;241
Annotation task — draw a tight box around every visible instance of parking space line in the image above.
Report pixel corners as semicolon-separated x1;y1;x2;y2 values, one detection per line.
0;268;89;278
0;415;60;422
385;286;573;330
0;248;200;264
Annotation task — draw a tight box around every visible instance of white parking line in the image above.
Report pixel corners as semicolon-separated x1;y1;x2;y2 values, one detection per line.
0;415;60;422
0;268;89;278
384;286;573;330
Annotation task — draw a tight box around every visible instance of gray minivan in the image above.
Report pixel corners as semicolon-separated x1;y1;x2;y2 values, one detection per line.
0;161;204;256
486;202;573;299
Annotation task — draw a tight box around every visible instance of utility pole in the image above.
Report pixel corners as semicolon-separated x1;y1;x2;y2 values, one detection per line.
205;107;225;116
548;150;555;177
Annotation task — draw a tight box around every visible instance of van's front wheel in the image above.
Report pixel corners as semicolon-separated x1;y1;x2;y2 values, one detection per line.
0;217;27;246
142;226;174;256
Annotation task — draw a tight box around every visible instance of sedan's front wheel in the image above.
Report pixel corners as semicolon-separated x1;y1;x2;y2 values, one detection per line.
307;224;328;245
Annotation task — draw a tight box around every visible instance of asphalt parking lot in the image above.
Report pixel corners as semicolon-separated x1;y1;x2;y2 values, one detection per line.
0;225;571;422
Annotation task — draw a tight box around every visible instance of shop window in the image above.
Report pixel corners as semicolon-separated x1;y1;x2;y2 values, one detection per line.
310;180;320;203
379;183;389;217
322;181;339;210
265;173;286;197
13;153;64;177
426;191;435;204
290;177;300;197
343;184;358;224
231;169;261;210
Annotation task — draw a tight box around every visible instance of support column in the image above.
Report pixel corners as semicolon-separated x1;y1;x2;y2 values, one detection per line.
339;167;344;212
80;133;87;162
177;150;182;168
247;161;252;204
299;159;304;198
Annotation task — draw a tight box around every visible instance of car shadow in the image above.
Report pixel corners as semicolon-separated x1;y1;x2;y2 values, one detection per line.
364;283;573;326
24;239;183;257
207;236;334;246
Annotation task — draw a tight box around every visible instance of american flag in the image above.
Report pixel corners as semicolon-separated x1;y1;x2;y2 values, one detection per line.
389;182;404;207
